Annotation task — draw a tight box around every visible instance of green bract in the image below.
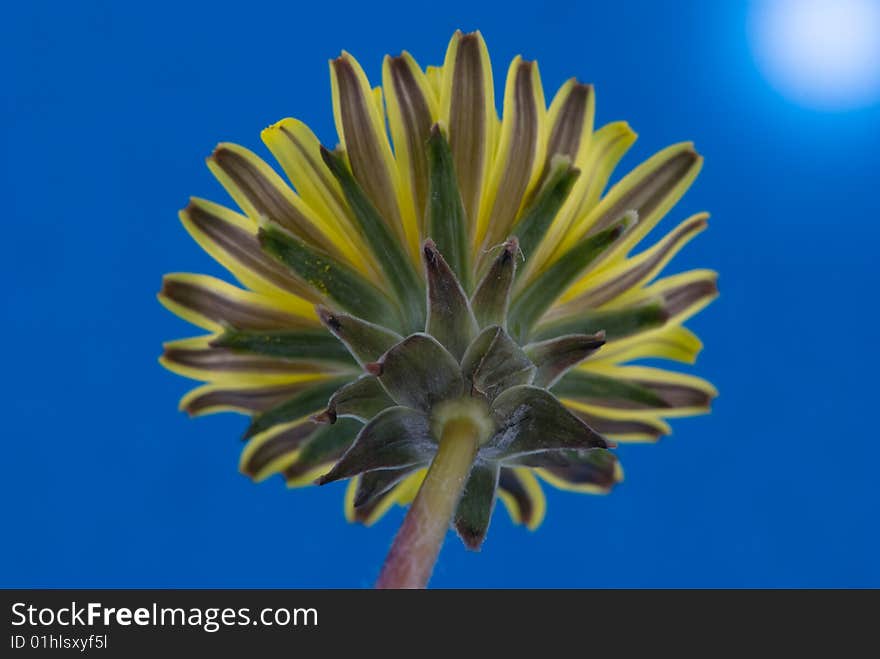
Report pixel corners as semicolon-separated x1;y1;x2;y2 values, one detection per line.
314;237;617;548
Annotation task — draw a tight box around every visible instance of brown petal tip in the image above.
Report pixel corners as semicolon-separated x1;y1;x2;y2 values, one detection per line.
311;409;337;425
459;530;485;552
316;305;342;332
428;121;450;141
353;490;372;509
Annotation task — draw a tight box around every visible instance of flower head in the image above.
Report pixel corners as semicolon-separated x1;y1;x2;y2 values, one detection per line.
160;31;717;551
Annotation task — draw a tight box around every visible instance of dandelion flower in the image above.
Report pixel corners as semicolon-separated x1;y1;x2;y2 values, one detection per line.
159;31;717;588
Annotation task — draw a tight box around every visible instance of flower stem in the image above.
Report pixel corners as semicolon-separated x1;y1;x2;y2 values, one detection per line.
375;417;480;589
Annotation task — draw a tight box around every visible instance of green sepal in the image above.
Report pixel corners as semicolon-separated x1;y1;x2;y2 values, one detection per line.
424;240;478;360
511;448;620;492
354;466;417;509
243;378;349;439
211;327;356;365
470;237;518;330
524;331;606;388
460;326;535;401
484;385;609;460
532;298;668;342
283;418;361;483
316;406;435;484
369;333;464;413
508;212;635;340
454;461;499;550
425;124;470;291
551;370;670;408
316;375;395;423
317;306;402;367
258;222;399;328
513;156;580;267
320;147;425;333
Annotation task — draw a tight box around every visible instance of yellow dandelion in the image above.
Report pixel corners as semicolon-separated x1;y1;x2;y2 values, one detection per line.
159;30;717;588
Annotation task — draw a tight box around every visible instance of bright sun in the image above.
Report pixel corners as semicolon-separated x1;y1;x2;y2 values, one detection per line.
749;0;880;110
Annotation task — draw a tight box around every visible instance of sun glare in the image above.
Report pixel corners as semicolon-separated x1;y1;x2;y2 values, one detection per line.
749;0;880;110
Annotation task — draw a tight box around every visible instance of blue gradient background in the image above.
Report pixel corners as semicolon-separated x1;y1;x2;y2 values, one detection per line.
3;1;878;588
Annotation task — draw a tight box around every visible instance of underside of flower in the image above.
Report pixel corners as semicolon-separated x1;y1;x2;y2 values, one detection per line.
310;234;618;549
159;30;718;555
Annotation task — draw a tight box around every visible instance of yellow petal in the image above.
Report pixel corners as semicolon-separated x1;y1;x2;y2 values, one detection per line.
353;470;427;527
383;52;439;237
160;335;342;385
590;324;704;365
558;212;709;307
393;469;427;505
566;403;672;442
179;197;318;312
439;30;497;235
343;477;359;522
476;57;547;251
524;121;637;282
239;419;318;482
260;118;379;281
535;464;623;496
330;52;416;259
574;361;717;417
425;65;444;102
544;78;595;170
178;379;320;417
563;399;672;442
159;272;316;333
610;269;719;325
207;143;347;260
560;142;703;266
497;467;546;530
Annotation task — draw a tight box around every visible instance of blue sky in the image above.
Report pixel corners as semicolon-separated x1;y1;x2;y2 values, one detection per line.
2;0;878;587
